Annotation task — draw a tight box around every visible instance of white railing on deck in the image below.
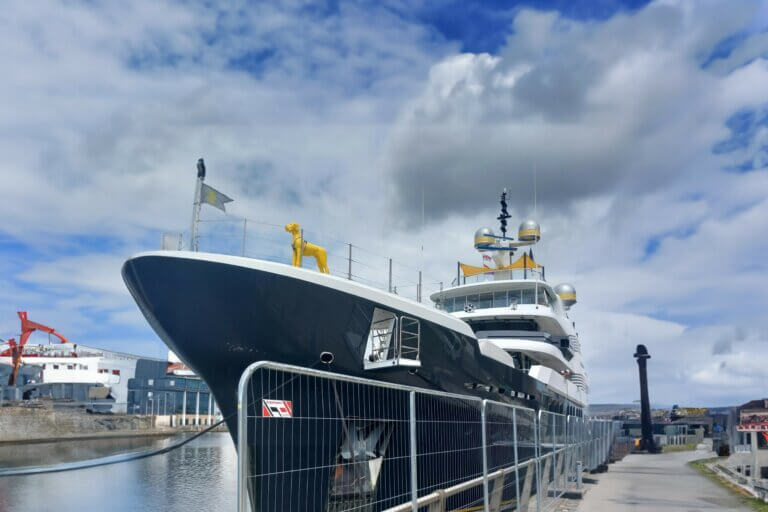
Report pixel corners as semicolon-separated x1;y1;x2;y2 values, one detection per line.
454;268;545;286
162;219;446;305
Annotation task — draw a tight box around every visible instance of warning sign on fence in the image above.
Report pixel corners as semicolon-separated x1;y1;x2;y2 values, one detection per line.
262;399;293;418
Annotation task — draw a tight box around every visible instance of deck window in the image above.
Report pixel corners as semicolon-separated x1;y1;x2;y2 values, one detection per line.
441;285;553;312
468;319;538;333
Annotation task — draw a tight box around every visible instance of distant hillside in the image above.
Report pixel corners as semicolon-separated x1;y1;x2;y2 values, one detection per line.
587;403;675;416
587;403;639;416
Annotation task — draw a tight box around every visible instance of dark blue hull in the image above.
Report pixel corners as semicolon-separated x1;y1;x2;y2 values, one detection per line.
122;253;552;510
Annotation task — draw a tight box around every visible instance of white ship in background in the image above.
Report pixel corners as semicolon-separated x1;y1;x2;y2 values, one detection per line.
0;311;184;412
0;343;147;411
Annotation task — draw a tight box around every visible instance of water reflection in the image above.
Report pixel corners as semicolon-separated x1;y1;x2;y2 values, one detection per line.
0;435;178;469
0;433;236;512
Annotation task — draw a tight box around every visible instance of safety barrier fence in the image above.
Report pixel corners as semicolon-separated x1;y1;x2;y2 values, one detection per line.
237;362;618;512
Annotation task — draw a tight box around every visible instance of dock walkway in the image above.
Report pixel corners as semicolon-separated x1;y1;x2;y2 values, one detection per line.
576;445;750;511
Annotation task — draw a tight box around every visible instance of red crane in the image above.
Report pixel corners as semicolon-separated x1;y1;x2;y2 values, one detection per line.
1;311;69;386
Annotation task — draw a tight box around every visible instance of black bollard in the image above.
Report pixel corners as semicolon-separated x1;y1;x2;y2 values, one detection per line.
634;344;658;453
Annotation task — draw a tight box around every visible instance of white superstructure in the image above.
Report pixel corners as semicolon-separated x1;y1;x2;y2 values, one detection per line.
431;276;588;411
429;197;589;415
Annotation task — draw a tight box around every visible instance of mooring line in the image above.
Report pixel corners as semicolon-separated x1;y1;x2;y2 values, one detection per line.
0;418;227;478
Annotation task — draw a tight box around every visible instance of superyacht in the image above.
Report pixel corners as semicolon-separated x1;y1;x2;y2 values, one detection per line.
122;182;588;510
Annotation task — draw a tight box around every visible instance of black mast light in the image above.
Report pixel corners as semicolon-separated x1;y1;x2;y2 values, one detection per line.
197;158;206;179
497;189;511;237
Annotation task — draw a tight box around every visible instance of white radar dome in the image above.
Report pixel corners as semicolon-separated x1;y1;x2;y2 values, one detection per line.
554;283;577;308
474;227;496;249
518;220;541;242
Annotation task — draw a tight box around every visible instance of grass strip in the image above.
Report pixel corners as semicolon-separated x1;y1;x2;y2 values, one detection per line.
689;457;768;512
662;443;697;453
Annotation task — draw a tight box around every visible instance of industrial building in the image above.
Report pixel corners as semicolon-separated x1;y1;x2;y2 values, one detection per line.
127;372;218;426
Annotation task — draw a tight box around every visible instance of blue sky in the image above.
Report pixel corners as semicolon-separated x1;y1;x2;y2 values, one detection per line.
1;0;767;405
412;0;653;53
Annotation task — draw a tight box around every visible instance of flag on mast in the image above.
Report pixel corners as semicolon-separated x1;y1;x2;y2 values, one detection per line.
200;183;233;212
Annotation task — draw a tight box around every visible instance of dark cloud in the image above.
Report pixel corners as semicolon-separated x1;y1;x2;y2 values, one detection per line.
712;338;733;355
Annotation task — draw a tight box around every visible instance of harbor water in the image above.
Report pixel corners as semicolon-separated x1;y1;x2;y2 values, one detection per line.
0;433;235;512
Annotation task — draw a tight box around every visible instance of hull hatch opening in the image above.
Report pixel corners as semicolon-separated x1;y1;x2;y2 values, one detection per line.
363;308;421;370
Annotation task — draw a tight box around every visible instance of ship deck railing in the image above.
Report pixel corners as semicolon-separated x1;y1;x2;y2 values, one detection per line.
452;268;545;287
165;219;556;307
236;361;620;512
162;220;452;304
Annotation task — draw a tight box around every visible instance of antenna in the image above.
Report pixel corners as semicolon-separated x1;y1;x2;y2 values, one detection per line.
534;159;538;219
420;184;425;299
497;189;510;237
420;184;425;254
421;185;425;240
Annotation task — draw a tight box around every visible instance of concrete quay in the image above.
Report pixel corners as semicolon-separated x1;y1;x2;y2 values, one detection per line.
0;406;224;444
575;445;751;511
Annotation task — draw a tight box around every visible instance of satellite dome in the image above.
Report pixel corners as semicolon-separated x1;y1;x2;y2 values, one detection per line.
474;227;496;249
518;220;541;242
554;283;577;308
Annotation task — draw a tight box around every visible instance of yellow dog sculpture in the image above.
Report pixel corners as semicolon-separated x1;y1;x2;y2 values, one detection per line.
285;223;330;274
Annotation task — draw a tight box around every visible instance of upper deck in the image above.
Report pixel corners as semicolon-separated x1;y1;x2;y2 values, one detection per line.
431;276;558;311
430;277;574;337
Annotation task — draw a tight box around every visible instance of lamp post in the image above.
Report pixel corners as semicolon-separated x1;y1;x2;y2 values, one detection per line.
634;344;658;453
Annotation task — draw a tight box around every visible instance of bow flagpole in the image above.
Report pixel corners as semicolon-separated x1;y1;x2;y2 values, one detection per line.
191;158;206;251
189;158;234;252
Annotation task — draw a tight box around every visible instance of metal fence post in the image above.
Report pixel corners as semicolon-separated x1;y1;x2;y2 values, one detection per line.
236;368;249;512
409;391;418;511
551;414;556;494
535;412;542;512
576;461;583;490
348;243;353;280
481;400;489;512
512;408;521;505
